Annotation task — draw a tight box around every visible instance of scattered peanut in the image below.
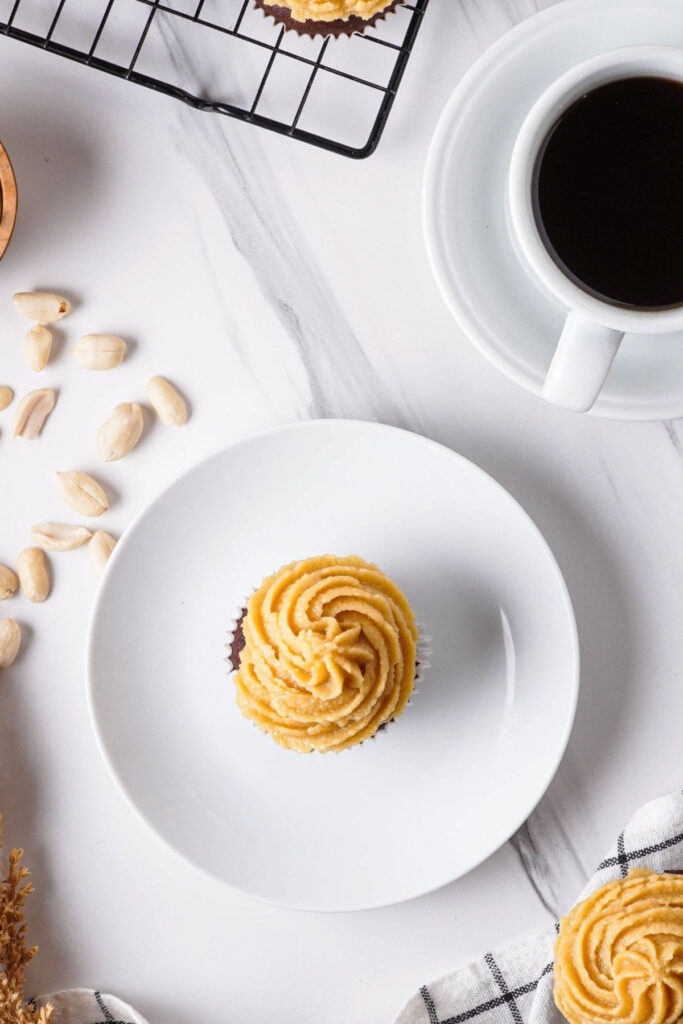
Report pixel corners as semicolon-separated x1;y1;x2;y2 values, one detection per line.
55;470;109;517
97;402;144;462
0;564;18;600
12;388;56;439
89;531;117;578
13;291;71;322
73;334;126;370
147;375;188;426
24;324;53;372
0;619;21;668
16;547;50;603
4;288;195;642
30;523;92;552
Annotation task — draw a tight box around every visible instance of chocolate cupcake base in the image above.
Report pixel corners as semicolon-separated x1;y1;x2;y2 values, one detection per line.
227;608;247;673
253;0;402;39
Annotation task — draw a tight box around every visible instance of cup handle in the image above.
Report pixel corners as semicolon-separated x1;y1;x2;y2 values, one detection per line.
542;312;623;412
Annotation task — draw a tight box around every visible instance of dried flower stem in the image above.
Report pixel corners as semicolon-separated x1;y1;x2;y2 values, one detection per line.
0;814;52;1024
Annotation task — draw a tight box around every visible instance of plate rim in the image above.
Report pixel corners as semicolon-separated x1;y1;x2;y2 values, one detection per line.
423;0;683;422
86;418;580;910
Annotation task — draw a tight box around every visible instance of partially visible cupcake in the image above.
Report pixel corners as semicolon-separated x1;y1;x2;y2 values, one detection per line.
554;868;683;1024
253;0;402;38
228;554;419;753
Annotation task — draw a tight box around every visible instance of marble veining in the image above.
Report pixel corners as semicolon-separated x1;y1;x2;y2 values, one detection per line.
159;11;422;425
664;420;683;456
0;2;682;1023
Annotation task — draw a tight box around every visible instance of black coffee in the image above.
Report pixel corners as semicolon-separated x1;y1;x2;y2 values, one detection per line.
533;76;683;309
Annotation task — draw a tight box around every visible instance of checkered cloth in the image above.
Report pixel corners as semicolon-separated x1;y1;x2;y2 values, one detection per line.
396;790;683;1024
35;990;147;1024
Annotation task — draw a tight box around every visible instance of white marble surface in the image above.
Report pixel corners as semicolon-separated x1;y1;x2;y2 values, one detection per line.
1;1;683;1022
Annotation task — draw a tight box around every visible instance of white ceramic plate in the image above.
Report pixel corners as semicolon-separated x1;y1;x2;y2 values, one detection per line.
424;0;683;420
87;420;579;910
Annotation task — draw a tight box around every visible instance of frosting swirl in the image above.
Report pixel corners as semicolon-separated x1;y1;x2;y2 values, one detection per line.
261;0;396;24
233;555;418;753
555;869;683;1024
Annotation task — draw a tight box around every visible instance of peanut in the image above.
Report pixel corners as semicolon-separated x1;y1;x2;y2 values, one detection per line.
0;565;18;600
89;531;117;578
12;388;56;439
13;291;71;322
25;324;53;371
97;402;144;462
0;620;21;668
16;547;50;603
147;376;188;426
73;334;126;370
55;471;108;517
30;523;92;552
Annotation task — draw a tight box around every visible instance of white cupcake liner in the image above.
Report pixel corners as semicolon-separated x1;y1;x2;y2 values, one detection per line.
411;622;432;705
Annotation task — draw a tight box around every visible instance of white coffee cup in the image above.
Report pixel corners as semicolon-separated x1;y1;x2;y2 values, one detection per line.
508;45;683;413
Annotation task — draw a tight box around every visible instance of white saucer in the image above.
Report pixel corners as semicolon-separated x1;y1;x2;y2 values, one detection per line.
424;0;683;421
87;420;578;910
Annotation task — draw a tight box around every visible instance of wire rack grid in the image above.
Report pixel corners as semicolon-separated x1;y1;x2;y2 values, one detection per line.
0;0;429;157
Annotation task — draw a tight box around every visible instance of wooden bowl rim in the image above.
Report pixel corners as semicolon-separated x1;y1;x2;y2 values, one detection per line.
0;141;17;260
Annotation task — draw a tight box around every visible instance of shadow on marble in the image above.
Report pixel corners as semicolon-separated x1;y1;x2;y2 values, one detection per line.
0;681;73;992
0;99;101;268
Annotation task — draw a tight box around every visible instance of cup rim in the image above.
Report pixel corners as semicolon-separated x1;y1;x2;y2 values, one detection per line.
508;44;683;332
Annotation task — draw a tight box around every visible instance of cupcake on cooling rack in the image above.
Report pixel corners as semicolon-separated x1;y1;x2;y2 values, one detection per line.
227;554;423;753
253;0;403;38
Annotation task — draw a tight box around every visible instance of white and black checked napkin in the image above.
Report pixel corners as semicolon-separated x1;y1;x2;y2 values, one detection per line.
396;791;683;1024
35;989;148;1024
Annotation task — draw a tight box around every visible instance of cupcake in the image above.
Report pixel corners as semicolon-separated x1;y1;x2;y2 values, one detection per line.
253;0;402;38
554;868;683;1024
228;554;419;753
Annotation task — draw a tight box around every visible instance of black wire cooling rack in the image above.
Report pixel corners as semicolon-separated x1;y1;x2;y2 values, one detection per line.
0;0;428;158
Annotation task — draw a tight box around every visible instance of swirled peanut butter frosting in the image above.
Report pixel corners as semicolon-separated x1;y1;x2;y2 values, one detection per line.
233;555;418;753
555;869;683;1024
261;0;396;23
